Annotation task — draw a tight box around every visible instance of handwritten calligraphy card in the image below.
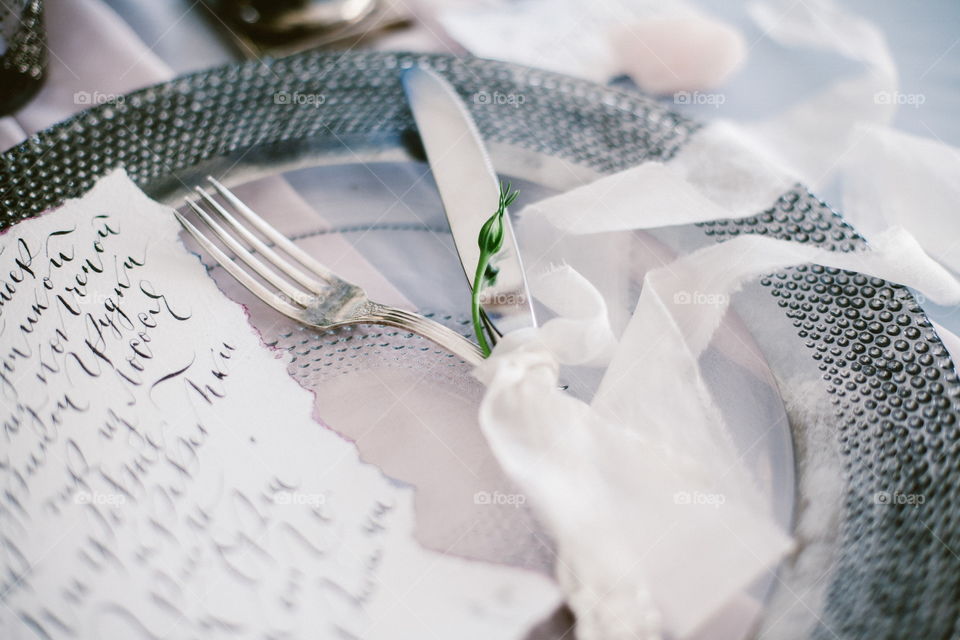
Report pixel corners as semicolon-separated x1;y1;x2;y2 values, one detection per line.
0;170;558;639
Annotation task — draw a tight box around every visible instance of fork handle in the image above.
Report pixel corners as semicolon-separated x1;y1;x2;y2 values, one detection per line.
363;304;485;367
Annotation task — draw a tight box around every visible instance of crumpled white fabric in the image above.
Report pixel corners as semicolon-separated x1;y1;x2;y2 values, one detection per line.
745;1;960;366
737;0;960;348
454;1;958;637
742;0;898;188
517;138;796;337
521;162;731;233
475;215;960;639
841;123;960;276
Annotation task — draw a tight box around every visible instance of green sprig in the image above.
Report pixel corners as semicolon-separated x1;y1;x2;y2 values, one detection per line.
472;182;520;357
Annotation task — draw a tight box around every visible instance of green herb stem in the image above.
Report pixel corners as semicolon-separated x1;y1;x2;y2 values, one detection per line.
472;255;493;357
471;182;519;358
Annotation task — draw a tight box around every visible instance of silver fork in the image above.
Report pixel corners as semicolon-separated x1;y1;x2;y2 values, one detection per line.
175;177;484;366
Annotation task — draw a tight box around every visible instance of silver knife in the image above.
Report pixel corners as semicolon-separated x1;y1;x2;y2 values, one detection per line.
401;66;536;341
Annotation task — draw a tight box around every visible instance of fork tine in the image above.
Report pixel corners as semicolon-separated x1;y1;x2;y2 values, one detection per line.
194;186;327;296
175;211;303;318
185;199;312;307
207;176;345;284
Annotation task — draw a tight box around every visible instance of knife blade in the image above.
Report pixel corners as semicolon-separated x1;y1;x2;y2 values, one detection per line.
401;66;537;341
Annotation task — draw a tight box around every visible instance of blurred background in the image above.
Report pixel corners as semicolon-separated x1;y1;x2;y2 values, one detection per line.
90;0;959;146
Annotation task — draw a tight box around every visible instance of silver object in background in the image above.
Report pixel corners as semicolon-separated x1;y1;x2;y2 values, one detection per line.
0;0;46;115
205;0;411;57
402;66;537;343
177;177;485;366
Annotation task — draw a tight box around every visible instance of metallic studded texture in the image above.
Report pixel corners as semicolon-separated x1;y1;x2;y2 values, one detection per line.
0;51;694;224
1;51;957;638
701;188;960;639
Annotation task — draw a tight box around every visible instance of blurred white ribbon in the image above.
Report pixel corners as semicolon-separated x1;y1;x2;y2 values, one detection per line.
841;123;960;277
742;0;898;189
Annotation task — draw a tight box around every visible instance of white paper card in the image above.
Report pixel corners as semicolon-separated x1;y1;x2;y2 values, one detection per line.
0;170;558;639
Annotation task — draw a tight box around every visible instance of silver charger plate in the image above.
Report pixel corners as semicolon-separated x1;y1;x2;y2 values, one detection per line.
1;51;958;639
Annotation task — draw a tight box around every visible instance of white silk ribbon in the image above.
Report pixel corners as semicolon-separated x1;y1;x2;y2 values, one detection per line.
478;198;959;639
469;4;944;634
